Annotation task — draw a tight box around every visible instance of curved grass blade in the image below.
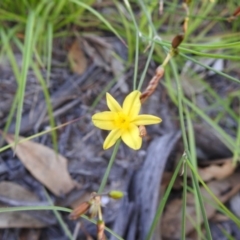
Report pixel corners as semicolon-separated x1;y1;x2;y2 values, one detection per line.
70;0;125;45
14;11;35;149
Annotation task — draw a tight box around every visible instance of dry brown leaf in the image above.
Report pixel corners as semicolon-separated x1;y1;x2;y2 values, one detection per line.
161;173;240;238
0;207;46;228
4;134;76;196
211;213;229;222
198;159;235;181
0;182;54;229
0;181;39;203
68;39;87;75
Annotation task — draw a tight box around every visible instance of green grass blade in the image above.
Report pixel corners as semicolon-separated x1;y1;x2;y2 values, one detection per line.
184;98;239;154
14;11;35;146
233;96;240;164
180;52;240;84
98;139;121;194
187;160;240;227
70;0;125;44
123;0;140;90
44;189;74;240
145;155;185;240
137;41;155;91
185;107;202;239
32;63;58;152
187;158;213;240
170;59;212;240
181;156;187;240
0;206;123;239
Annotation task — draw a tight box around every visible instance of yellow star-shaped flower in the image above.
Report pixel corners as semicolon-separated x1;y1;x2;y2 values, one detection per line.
92;90;162;150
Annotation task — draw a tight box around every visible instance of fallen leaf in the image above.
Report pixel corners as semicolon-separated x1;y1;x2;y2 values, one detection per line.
161;173;240;238
0;181;40;205
68;39;87;75
198;159;235;181
4;134;76;196
211;213;229;222
228;6;240;21
0;182;57;227
0;207;46;228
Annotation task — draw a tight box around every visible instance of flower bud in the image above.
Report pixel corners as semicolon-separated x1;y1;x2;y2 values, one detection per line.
69;201;90;220
108;190;124;199
171;34;184;49
139;125;147;138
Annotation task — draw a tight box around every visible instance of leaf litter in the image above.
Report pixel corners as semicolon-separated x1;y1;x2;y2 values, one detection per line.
0;182;46;228
67;39;88;75
0;5;240;238
161;160;240;238
3;133;76;197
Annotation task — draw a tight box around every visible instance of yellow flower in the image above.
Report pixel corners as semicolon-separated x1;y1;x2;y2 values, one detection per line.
92;90;162;150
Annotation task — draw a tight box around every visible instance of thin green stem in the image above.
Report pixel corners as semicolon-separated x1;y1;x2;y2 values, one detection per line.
233;96;240;164
181;156;187;240
137;41;155;91
0;206;123;239
15;11;35;147
171;59;212;240
44;189;74;240
32;63;58;153
46;23;53;86
186;107;201;239
123;0;140;90
0;206;72;213
98;139;121;194
187;158;213;240
145;155;185;240
170;60;189;150
187;160;240;227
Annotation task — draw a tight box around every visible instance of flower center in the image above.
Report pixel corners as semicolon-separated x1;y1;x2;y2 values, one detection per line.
114;112;130;129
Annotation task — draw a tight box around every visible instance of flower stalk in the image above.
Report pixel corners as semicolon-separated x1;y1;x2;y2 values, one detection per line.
98;139;121;194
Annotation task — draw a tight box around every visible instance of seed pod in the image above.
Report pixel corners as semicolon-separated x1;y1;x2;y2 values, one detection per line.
183;17;189;33
171;34;184;49
69;201;91;220
97;220;106;240
108;190;124;199
140;66;164;104
228;6;240;22
139;125;147;138
156;65;164;77
233;6;240;17
184;0;192;5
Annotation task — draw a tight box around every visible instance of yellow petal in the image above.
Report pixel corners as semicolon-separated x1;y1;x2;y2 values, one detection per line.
103;129;122;149
122;91;141;118
121;124;142;150
106;93;122;112
92;112;116;130
131;115;162;125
